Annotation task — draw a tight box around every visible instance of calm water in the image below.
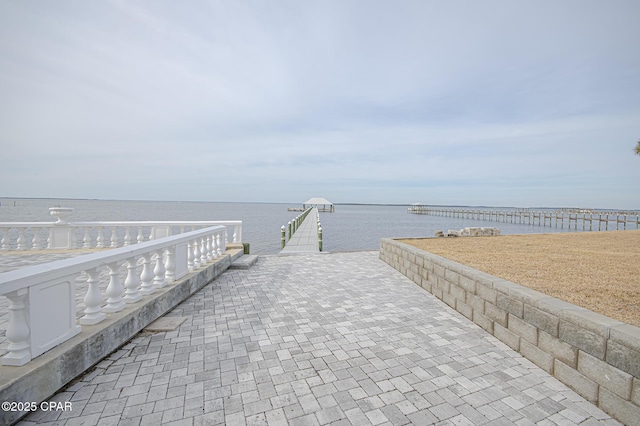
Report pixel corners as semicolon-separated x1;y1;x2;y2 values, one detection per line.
0;198;607;254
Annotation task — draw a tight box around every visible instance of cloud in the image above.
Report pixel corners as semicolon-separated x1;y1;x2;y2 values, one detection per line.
1;0;639;208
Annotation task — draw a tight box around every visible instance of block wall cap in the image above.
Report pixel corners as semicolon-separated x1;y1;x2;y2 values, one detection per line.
492;279;521;293
507;286;552;306
537;298;587;317
563;309;626;338
610;324;640;352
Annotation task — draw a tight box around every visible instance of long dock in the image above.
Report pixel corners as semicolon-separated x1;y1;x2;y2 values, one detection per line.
9;251;615;424
409;206;640;231
280;207;322;254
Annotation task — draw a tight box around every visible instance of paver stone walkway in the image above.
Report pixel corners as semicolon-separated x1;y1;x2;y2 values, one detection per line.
17;251;618;425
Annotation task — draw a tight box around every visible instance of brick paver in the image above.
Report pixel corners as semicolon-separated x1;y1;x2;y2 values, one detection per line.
17;251;619;425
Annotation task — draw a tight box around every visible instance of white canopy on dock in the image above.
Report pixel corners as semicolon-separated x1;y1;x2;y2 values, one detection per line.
303;197;334;212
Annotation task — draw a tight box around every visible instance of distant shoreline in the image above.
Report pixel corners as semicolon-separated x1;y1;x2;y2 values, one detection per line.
1;197;638;212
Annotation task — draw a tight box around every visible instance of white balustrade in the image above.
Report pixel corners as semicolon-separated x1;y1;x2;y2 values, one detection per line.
0;225;227;366
0;218;242;251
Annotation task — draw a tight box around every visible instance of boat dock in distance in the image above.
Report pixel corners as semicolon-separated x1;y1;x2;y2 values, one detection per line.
288;197;335;212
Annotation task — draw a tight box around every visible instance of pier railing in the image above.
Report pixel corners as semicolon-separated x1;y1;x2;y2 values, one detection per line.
0;225;227;367
281;207;313;248
408;206;640;231
280;207;323;251
0;214;242;251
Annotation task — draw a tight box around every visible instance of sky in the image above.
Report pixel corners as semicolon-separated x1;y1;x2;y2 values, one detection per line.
1;1;639;209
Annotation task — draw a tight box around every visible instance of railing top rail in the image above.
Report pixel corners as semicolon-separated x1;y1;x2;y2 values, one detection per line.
0;225;225;295
0;222;60;227
0;220;242;227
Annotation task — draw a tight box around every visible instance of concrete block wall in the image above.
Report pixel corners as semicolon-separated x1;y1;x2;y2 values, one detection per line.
380;238;640;426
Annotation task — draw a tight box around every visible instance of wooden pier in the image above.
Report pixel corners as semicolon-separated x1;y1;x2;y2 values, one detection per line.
280;207;323;254
408;206;640;231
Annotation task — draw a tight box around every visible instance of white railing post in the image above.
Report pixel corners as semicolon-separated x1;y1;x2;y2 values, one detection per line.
124;227;132;246
104;261;125;312
83;227;91;249
165;246;176;282
206;235;213;262
139;253;155;295
31;227;42;250
2;288;31;366
187;241;195;271
192;239;201;269
123;257;142;303
109;227;118;248
153;249;167;288
200;237;207;265
137;226;144;244
80;268;106;325
217;232;224;256
96;227;105;249
0;227;8;251
16;227;26;250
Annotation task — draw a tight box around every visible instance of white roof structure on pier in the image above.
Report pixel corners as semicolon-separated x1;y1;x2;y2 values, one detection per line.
303;197;334;212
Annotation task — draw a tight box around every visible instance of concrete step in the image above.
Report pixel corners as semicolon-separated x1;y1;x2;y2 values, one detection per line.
230;254;258;269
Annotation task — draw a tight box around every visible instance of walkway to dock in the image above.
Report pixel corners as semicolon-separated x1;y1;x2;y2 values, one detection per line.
17;251;615;425
280;208;321;254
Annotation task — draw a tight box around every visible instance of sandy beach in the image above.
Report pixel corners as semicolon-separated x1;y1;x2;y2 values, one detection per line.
399;230;640;327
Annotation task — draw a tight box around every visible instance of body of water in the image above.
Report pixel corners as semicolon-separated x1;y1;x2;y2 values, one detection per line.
0;198;619;255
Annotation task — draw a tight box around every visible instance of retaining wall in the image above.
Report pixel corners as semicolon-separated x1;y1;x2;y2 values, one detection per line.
380;238;640;426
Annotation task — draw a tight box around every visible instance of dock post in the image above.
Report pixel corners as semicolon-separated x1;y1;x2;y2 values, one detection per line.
288;221;292;240
318;226;322;252
281;226;286;249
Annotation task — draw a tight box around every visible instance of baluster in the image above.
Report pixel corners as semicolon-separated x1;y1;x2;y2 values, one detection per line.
80;268;106;325
124;227;132;246
153;249;167;288
137;227;144;244
103;261;125;312
206;235;213;262
165;247;176;282
83;227;91;248
123;256;141;303
213;234;219;257
199;237;207;265
187;241;195;271
16;227;26;250
0;227;9;251
31;227;42;250
96;227;104;248
192;238;201;269
110;227;118;248
217;232;224;256
139;253;155;295
211;234;218;258
2;289;31;366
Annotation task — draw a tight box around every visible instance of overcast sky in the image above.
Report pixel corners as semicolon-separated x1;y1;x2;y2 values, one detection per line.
1;1;639;209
